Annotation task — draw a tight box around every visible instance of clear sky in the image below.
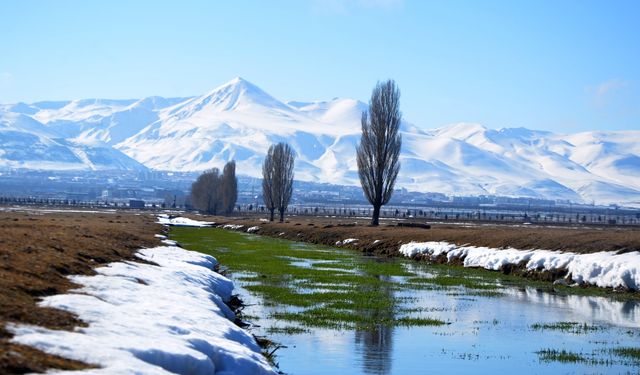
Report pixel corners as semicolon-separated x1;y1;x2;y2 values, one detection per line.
1;0;638;133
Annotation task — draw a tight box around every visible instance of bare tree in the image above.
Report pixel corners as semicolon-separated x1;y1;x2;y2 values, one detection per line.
190;168;222;215
356;80;402;226
262;142;295;222
222;160;238;214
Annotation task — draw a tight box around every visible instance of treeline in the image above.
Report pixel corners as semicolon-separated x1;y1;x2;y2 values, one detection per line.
190;142;296;222
190;161;237;215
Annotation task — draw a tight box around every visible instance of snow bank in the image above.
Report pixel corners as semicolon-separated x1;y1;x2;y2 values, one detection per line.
222;224;244;230
247;226;260;233
10;245;277;375
399;242;640;290
336;238;358;246
157;214;214;227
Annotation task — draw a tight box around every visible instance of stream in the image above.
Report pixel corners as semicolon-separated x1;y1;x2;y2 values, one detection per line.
171;227;640;374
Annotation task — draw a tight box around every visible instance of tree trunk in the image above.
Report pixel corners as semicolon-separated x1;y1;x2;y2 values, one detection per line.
269;208;275;222
371;204;381;226
279;208;285;223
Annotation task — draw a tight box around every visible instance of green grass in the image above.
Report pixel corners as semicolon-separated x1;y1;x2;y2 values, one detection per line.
169;226;635;334
611;347;640;360
395;317;449;326
170;227;458;330
410;275;500;290
531;321;603;334
266;326;309;335
536;349;586;363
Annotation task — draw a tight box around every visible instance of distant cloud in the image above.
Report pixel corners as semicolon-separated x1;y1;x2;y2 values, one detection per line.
596;79;628;96
312;0;404;15
587;79;630;108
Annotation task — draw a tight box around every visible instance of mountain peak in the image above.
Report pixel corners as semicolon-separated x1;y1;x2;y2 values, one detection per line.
216;76;261;92
169;78;292;115
196;77;287;112
228;76;248;84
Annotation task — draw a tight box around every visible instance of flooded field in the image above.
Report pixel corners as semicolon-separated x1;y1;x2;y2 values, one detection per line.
171;227;640;374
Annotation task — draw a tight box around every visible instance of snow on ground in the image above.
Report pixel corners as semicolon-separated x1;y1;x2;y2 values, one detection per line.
161;239;178;246
157;214;214;227
336;238;358;246
9;246;277;375
222;224;244;230
246;226;260;233
399;242;640;290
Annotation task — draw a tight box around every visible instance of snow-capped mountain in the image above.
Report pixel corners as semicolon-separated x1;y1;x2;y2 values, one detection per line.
1;77;639;206
0;110;146;171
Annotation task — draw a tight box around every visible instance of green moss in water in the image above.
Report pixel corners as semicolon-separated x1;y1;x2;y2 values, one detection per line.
611;347;640;360
170;227;451;329
536;349;586;363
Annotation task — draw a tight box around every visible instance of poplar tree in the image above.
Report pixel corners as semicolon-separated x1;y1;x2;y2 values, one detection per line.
356;80;402;226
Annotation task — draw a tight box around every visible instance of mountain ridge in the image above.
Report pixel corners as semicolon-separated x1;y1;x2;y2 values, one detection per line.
1;77;639;206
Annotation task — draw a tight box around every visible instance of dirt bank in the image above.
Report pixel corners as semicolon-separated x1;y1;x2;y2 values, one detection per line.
0;209;161;373
201;214;640;256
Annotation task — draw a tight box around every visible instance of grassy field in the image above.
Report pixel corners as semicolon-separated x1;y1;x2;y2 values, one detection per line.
192;214;640;255
170;226;639;334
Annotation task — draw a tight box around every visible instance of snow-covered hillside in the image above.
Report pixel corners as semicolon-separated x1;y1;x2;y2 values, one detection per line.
0;111;146;171
1;77;639;205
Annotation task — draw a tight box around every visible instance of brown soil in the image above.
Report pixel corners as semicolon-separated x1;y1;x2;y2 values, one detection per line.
206;214;640;256
0;209;161;374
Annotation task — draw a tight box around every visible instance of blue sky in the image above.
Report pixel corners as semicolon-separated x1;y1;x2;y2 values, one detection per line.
1;0;638;132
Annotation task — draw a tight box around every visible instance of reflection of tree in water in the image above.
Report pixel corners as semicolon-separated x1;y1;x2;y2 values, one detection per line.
354;274;395;375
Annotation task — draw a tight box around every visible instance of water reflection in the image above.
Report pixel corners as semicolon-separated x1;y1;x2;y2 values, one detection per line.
354;274;394;375
355;325;393;375
505;286;640;328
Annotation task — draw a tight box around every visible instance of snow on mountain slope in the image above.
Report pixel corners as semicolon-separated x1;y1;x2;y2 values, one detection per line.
289;98;367;126
0;111;147;171
0;77;638;205
116;78;356;176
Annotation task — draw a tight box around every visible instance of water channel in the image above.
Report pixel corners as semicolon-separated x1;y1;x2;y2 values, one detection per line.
171;227;640;374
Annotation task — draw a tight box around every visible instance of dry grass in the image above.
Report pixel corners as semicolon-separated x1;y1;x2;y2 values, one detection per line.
0;209;161;373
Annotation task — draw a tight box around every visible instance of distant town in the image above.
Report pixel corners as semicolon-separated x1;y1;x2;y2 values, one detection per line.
1;169;638;226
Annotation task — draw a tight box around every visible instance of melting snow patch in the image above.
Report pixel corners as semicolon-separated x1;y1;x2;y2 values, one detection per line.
246;226;260;233
161;239;178;246
157;214;214;227
336;238;358;246
399;242;640;291
222;224;244;230
9;245;277;375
